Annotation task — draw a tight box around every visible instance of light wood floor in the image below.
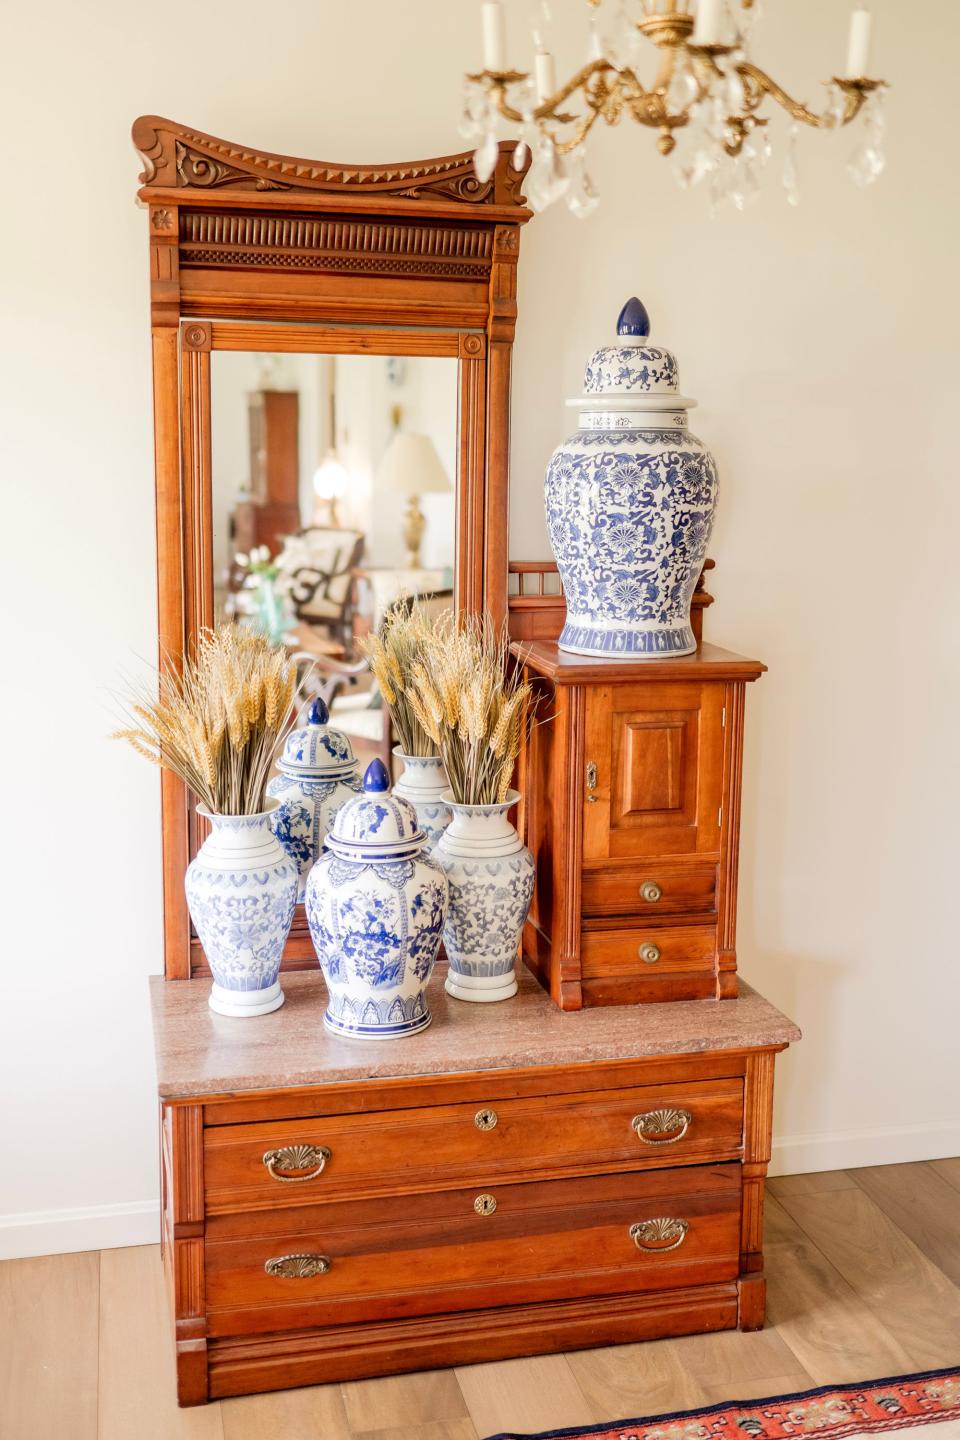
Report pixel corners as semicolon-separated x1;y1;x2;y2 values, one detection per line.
3;1160;960;1440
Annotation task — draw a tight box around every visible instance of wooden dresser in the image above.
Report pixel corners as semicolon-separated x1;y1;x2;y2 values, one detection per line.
151;967;799;1404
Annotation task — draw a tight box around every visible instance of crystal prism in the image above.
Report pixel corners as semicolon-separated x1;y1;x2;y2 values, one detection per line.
473;129;500;185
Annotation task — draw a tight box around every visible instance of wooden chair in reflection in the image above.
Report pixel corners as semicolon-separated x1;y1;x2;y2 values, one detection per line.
277;525;365;654
291;586;454;776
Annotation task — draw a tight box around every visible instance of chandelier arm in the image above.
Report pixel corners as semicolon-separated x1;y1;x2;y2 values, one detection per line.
735;61;873;130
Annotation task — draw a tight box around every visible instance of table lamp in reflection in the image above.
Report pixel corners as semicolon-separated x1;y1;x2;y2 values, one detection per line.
376;432;451;567
312;451;350;527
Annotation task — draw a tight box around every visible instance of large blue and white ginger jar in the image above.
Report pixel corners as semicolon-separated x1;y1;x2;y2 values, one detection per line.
545;296;718;658
305;758;449;1039
184;800;298;1017
437;790;534;1003
267;698;362;902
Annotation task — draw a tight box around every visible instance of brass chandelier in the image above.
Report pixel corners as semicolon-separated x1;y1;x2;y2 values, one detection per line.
462;0;888;215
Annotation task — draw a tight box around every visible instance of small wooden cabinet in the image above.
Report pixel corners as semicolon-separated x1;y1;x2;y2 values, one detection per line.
517;642;765;1010
152;969;798;1404
231;389;301;558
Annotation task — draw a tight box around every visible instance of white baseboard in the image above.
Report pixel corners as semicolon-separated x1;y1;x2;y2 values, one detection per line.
0;1200;160;1261
770;1118;960;1176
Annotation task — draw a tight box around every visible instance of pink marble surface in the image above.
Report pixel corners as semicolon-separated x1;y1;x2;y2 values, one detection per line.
149;965;800;1099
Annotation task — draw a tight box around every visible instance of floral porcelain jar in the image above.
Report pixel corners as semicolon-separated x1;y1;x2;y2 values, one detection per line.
436;791;535;1003
184;800;298;1017
544;296;719;658
267;698;362;901
391;747;452;853
305;758;449;1039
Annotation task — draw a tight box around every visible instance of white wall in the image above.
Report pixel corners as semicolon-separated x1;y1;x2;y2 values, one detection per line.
1;0;957;1258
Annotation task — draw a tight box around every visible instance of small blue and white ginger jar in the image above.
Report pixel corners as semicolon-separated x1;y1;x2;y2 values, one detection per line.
305;758;449;1039
437;790;534;1003
545;296;719;658
267;698;362;902
184;800;298;1017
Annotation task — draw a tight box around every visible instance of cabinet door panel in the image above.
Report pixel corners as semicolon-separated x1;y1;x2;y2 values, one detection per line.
584;682;724;860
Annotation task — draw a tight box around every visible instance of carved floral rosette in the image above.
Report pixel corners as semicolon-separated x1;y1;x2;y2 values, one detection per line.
544;298;718;658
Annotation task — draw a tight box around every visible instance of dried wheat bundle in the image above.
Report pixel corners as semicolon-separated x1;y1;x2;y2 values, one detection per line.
360;602;439;758
409;614;533;806
114;623;299;815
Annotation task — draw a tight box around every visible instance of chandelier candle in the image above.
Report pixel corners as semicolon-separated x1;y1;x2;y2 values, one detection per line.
481;0;506;71
846;8;873;78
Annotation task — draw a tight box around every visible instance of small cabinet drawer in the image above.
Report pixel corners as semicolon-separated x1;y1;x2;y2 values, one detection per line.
582;925;717;978
205;1162;742;1337
581;859;718;919
204;1077;744;1216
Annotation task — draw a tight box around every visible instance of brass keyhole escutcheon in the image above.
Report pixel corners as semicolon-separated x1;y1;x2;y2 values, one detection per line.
640;880;662;903
638;942;661;965
475;1108;498;1131
585;760;599;803
474;1193;497;1216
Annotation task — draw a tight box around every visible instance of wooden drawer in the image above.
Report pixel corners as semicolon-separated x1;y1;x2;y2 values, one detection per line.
581;859;718;919
580;924;718;1006
205;1163;742;1337
204;1077;744;1216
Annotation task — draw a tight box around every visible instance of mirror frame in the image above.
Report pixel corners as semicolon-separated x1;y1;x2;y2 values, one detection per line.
133;116;531;980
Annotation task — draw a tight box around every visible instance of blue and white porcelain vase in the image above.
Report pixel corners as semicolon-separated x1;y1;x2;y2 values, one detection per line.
391;747;452;853
305;759;449;1039
184;800;298;1018
267;698;362;902
545;296;719;658
437;791;534;1003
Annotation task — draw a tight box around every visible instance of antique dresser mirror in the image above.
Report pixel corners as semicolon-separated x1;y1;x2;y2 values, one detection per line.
133;116;531;979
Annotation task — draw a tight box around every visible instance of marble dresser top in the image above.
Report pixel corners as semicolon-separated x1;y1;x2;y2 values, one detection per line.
149;966;800;1100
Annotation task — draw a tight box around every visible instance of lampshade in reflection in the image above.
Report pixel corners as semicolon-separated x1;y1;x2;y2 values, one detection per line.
312;450;350;526
375;432;451;566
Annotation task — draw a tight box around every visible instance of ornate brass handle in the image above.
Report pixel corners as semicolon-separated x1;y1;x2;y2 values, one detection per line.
586;760;598;803
474;1193;497;1216
262;1144;331;1183
475;1109;498;1131
638;942;661;964
264;1253;331;1279
639;880;662;903
632;1108;692;1144
629;1217;689;1253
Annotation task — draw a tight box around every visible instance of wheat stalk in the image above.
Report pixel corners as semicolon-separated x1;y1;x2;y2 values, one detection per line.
359;602;440;758
114;623;303;815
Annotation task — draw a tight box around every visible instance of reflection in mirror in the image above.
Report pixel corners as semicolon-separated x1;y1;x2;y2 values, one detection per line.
211;350;458;771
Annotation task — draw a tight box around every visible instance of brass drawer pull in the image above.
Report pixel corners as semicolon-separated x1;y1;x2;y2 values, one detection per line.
632;1108;692;1145
264;1253;331;1279
475;1108;498;1131
630;1217;689;1253
474;1193;497;1216
638;942;661;964
640;880;662;903
262;1144;331;1183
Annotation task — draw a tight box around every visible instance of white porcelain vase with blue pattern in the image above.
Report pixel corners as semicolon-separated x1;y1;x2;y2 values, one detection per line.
267;698;362;902
392;747;452;853
184;800;298;1017
436;790;534;1003
305;758;449;1039
545;296;718;658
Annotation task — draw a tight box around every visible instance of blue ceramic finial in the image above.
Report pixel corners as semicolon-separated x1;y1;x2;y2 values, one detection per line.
617;297;651;338
307;697;329;726
363;758;390;793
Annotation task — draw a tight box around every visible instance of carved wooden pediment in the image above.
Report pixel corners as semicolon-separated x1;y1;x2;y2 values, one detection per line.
133;115;528;212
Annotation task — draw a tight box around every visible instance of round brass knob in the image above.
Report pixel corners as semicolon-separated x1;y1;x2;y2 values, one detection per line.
638;942;661;964
475;1108;498;1131
640;880;662;903
474;1193;497;1217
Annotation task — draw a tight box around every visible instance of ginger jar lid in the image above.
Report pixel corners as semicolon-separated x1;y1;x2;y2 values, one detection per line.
278;697;357;777
574;297;696;413
326;758;426;860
